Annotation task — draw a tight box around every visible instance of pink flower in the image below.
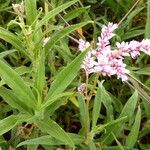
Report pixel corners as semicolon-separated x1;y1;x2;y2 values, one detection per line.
78;83;86;94
97;23;118;54
111;59;129;81
82;51;95;77
94;55;116;76
78;39;90;52
78;22;150;82
140;39;150;55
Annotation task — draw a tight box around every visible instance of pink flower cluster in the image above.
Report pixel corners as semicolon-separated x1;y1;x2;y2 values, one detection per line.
78;22;150;81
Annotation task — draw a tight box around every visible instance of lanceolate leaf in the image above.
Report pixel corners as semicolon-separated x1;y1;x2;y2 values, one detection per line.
0;50;16;58
100;91;138;145
0;60;36;109
145;0;150;38
0;86;33;114
45;21;91;54
77;94;87;130
135;67;150;75
92;81;104;129
25;0;37;25
0;27;28;57
35;50;45;97
42;92;74;109
120;90;138;125
36;0;79;29
125;106;141;148
44;46;90;102
0;115;19;136
17;133;83;147
36;118;74;147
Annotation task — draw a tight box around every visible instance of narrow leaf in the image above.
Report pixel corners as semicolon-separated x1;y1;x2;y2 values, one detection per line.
42;92;74;109
100;91;138;145
92;81;103;129
0;115;19;136
120;90;138;124
25;0;37;25
36;118;74;147
36;0;79;29
77;94;87;129
0;86;32;114
0;50;16;58
0;27;28;56
135;67;150;75
17;133;83;147
0;60;36;109
44;46;90;102
35;50;45;96
45;21;91;53
125;106;141;148
145;0;150;38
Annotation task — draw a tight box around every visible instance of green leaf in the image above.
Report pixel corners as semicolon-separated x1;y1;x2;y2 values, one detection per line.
17;135;64;147
145;0;150;38
92;81;104;129
42;92;73;109
0;50;16;58
63;7;87;22
0;27;28;57
0;60;36;109
0;115;19;136
0;86;32;114
17;133;83;147
44;46;90;102
89;140;96;150
36;0;79;29
36;118;75;147
77;94;87;130
34;50;45;97
135;67;150;75
142;101;150;118
101;84;113;122
100;91;138;145
101;146;137;150
92;116;127;135
125;106;141;148
25;0;37;25
112;132;125;150
122;30;144;41
120;90;138;125
45;21;91;54
128;76;150;103
0;66;32;87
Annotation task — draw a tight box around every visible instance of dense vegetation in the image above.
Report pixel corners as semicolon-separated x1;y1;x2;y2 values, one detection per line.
0;0;150;149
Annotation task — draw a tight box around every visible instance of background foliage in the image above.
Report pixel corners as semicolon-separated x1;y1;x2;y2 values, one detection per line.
0;0;150;150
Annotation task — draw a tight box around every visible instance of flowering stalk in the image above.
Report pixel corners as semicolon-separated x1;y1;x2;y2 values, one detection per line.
78;23;150;144
78;22;150;82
